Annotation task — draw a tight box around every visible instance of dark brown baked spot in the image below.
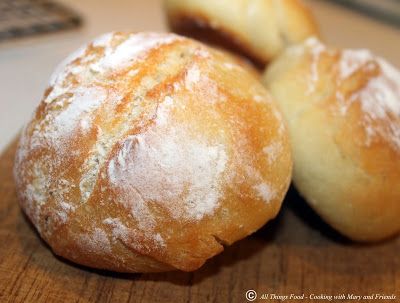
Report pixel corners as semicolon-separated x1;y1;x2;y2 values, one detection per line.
168;12;266;69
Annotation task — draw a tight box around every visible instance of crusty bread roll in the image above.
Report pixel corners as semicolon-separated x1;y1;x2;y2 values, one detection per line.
263;38;400;242
14;32;292;272
164;0;319;67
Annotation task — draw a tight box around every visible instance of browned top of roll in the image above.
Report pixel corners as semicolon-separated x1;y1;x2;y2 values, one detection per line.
14;32;292;271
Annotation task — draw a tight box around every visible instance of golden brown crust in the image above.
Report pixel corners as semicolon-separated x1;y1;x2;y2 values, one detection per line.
263;38;400;242
14;32;292;272
164;0;320;66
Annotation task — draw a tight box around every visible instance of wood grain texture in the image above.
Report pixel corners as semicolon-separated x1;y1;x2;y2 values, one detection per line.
0;139;399;303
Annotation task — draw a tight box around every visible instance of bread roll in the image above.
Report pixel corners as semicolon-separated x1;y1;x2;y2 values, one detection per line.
14;32;292;272
164;0;319;67
263;38;400;242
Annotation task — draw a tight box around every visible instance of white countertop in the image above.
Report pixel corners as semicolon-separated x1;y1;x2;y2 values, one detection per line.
0;0;399;152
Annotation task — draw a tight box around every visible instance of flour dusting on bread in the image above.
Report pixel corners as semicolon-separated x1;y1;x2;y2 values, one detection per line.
107;127;228;221
90;32;182;73
78;228;112;254
302;39;400;151
263;142;283;165
338;49;400;150
14;31;291;272
103;217;166;250
338;49;373;79
305;37;326;94
253;183;276;204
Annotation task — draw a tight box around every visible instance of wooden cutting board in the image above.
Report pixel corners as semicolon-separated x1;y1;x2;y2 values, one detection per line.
0;139;399;303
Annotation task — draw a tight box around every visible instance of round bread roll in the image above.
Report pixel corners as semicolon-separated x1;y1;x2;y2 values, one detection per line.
263;38;400;242
14;32;292;272
164;0;319;67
